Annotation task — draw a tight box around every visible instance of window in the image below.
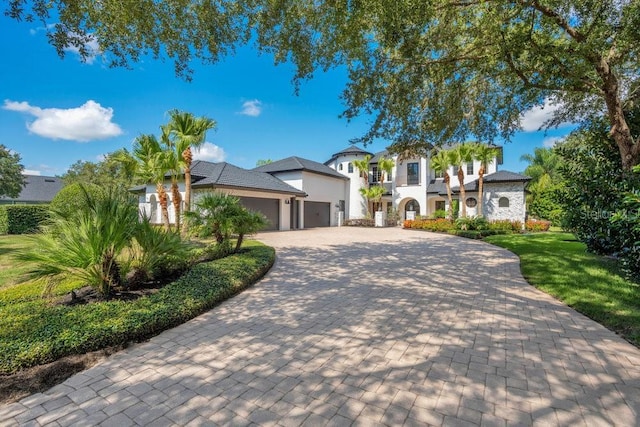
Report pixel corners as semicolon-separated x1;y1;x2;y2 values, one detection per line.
467;162;474;175
407;162;419;185
466;197;477;208
435;169;444;179
435;200;445;211
339;163;343;171
371;166;382;183
348;162;353;173
406;199;420;212
499;197;510;208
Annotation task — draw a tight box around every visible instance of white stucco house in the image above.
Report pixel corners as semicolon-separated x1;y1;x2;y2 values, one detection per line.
133;145;530;230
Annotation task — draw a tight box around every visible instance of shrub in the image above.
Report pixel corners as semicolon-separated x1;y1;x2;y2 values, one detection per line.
345;218;375;227
403;218;455;232
430;209;447;219
0;205;50;234
49;182;105;219
0;243;275;374
489;219;521;233
525;219;551;232
455;216;489;231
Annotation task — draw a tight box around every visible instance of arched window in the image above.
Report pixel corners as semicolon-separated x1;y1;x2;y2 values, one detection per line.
466;197;477;208
405;199;420;212
348;162;353;173
499;197;510;208
339;163;343;171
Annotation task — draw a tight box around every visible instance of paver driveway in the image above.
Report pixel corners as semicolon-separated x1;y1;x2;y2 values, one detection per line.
2;228;639;426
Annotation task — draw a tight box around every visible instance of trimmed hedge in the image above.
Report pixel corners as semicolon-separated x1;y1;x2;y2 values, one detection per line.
0;205;50;235
0;242;275;374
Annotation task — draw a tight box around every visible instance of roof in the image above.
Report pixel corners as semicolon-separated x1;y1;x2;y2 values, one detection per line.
426;179;449;195
370;150;391;163
0;175;64;203
190;160;307;196
447;170;531;194
253;156;347;180
325;146;374;164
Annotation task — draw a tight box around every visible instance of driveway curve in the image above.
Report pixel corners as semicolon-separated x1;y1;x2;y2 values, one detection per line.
1;227;639;426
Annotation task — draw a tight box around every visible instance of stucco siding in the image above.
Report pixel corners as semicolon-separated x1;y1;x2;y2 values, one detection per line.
482;182;527;223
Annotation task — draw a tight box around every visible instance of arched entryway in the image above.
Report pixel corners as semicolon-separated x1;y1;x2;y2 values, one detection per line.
403;198;420;220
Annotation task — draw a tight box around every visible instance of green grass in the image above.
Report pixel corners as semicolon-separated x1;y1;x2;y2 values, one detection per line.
485;232;640;347
0;240;274;374
0;235;37;289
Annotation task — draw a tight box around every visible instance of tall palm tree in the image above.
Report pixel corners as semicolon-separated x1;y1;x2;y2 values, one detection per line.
133;134;172;231
430;149;454;219
377;157;395;187
473;143;500;217
448;143;474;218
359;185;385;217
164;110;217;230
352;154;372;185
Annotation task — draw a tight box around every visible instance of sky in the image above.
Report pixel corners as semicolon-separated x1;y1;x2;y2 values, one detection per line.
0;14;575;177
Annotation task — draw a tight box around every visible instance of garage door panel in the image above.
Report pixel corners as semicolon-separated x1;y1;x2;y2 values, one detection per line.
304;201;330;228
239;197;279;231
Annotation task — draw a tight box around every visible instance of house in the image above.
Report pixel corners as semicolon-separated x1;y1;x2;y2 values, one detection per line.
135;145;529;230
0;175;64;205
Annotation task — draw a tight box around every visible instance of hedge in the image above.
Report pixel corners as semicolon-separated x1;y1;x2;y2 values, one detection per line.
0;242;275;374
0;205;50;235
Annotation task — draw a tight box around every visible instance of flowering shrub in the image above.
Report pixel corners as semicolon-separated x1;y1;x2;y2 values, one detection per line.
489;220;522;233
403;218;455;232
525;219;551;232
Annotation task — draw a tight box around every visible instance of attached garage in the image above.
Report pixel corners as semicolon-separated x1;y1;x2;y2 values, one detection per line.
304;201;330;228
239;196;280;231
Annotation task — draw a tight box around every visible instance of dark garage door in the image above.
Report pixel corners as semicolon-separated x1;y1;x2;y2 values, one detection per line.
238;197;279;231
304;201;330;228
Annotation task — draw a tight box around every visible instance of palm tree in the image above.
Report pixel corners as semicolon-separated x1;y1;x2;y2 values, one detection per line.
473;143;500;217
184;192;240;248
359;185;385;216
133;134;172;231
377;157;395;188
430;149;454;219
448;144;474;218
352;154;372;185
232;210;267;253
164;110;217;231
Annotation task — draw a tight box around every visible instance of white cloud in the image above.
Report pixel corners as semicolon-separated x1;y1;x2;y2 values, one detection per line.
3;99;123;142
193;142;226;162
520;99;564;132
63;34;101;65
542;136;565;148
239;99;262;117
22;169;41;176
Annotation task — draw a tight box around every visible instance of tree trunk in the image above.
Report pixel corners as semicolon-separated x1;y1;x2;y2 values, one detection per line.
595;57;640;170
235;233;244;253
458;166;466;218
157;183;171;231
444;173;454;220
171;181;182;231
183;147;193;213
477;165;485;218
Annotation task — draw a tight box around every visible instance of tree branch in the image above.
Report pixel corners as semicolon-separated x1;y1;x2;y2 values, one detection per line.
525;0;586;42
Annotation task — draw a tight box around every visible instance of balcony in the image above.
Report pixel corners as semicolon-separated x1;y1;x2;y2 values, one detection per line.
370;181;393;195
395;176;420;186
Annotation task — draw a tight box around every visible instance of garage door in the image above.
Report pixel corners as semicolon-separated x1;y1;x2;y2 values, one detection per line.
238;197;279;231
304;201;330;228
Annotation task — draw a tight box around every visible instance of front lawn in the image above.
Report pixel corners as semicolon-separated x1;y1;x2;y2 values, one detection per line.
0;241;275;375
485;232;640;347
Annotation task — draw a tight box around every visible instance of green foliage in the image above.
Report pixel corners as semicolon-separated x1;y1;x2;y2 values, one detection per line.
521;147;564;224
62;149;140;192
50;182;105;219
0;144;25;198
19;187;140;296
0;243;275;374
232;210;267;253
403;218;455;233
185;192;240;245
525;220;551;232
485;232;640;347
455;216;489;231
0;205;50;235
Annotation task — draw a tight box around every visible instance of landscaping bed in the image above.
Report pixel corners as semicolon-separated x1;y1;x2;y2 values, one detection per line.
0;241;275;402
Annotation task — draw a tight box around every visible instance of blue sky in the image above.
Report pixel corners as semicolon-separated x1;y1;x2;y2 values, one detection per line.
0;15;574;177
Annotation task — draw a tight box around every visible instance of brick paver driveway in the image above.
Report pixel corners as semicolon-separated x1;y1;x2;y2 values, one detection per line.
2;228;639;426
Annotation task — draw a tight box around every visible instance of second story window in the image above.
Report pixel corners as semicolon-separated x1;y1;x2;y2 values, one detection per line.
348;162;353;173
371;166;382;183
467;162;474;175
435;169;444;179
339;163;343;171
407;162;419;185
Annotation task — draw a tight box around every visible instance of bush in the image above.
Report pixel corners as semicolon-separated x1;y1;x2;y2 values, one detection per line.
430;209;447;219
0;205;50;234
0;243;275;374
525;219;551;232
455;216;489;231
449;229;506;239
50;182;104;219
403;218;455;232
344;218;375;227
489;220;521;233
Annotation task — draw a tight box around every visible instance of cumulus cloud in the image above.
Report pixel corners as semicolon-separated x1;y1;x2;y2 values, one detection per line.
193;142;226;162
3;99;123;142
22;169;41;176
520;99;565;132
542;136;565;148
239;99;262;117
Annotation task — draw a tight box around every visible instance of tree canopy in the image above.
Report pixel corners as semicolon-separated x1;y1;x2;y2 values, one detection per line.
0;144;26;198
7;0;640;168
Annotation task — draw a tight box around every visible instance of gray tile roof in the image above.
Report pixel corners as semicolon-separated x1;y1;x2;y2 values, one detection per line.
191;160;307;196
427;179;449;194
448;170;531;194
0;175;64;203
325;146;374;164
370;150;391;163
253;156;347;180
